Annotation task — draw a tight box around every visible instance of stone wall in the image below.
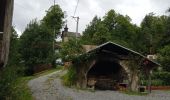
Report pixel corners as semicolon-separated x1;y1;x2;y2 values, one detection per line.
82;45;97;52
119;60;139;91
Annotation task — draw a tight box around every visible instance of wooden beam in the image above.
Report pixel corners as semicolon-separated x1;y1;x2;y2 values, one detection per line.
101;49;129;60
148;71;152;93
0;0;14;68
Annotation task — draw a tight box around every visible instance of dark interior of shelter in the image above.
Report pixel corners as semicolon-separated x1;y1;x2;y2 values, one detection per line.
87;60;128;90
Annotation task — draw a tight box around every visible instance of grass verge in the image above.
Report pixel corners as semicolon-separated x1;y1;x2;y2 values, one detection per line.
11;76;34;100
11;67;63;100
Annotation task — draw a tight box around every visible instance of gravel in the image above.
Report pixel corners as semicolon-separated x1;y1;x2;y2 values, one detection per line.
28;70;170;100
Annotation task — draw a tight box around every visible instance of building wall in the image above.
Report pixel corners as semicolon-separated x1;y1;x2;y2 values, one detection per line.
82;45;97;52
0;0;14;68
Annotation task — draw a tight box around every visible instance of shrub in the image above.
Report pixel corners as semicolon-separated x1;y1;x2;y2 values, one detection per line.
151;72;170;85
62;66;77;87
0;66;19;99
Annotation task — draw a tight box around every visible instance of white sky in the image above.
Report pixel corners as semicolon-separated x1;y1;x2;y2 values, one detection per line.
12;0;170;35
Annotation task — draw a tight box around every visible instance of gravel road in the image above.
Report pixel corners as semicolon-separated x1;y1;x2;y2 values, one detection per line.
28;70;170;100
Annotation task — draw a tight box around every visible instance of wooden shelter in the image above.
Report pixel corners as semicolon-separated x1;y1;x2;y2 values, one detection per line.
0;0;14;68
73;42;159;91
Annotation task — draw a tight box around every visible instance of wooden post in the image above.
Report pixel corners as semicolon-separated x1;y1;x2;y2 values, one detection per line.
148;70;152;93
0;0;14;68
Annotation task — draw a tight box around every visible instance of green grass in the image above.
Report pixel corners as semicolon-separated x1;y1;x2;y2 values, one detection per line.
11;67;63;100
11;76;34;100
33;66;63;77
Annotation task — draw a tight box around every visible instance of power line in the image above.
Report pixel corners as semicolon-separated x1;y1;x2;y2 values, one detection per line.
72;0;80;34
14;2;28;10
73;0;80;16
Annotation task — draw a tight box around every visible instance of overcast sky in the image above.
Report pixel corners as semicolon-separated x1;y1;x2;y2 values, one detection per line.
13;0;170;35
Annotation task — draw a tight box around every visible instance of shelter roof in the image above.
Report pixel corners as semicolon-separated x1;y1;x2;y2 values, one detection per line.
86;41;160;67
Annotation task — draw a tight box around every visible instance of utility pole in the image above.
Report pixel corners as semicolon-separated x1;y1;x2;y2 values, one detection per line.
52;0;56;66
72;16;79;38
53;0;56;52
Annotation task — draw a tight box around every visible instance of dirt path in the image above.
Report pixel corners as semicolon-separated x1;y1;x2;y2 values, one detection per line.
28;70;170;100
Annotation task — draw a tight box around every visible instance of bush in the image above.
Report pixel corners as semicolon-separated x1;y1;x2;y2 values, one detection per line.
141;72;170;86
0;66;19;99
151;72;170;85
151;80;165;86
140;79;165;86
62;66;77;87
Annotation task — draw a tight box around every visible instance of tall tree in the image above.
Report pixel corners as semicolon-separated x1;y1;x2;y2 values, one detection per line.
41;4;64;37
19;20;53;74
8;27;20;66
82;16;102;44
159;45;170;72
42;4;64;66
140;13;167;54
82;9;139;49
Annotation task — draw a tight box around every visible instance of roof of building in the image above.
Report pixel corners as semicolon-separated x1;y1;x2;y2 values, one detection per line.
85;41;160;67
63;31;81;37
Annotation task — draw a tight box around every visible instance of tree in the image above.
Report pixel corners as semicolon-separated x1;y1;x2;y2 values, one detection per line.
41;4;64;66
0;27;21;99
82;16;102;44
8;27;21;66
60;38;85;62
19;5;64;74
92;22;110;45
41;4;64;37
82;9;139;49
19;20;53;74
159;44;170;72
140;13;167;54
161;16;170;46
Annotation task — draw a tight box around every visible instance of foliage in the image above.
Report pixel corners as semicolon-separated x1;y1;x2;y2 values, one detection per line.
41;4;64;36
62;66;77;87
19;4;64;75
151;72;170;85
0;66;19;99
92;22;110;45
81;16;103;44
158;45;170;71
161;16;170;46
10;77;33;100
140;13;167;54
82;9;139;49
19;20;54;75
60;38;85;62
8;28;21;66
0;27;24;99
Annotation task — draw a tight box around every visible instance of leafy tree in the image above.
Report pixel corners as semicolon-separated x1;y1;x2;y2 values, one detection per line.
103;10;136;43
159;45;170;72
19;5;64;74
82;9;139;49
92;22;110;45
41;4;64;66
0;27;21;99
82;16;102;44
103;9;117;32
19;20;53;74
41;4;64;36
8;27;21;66
161;16;170;46
60;38;85;62
140;13;167;54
